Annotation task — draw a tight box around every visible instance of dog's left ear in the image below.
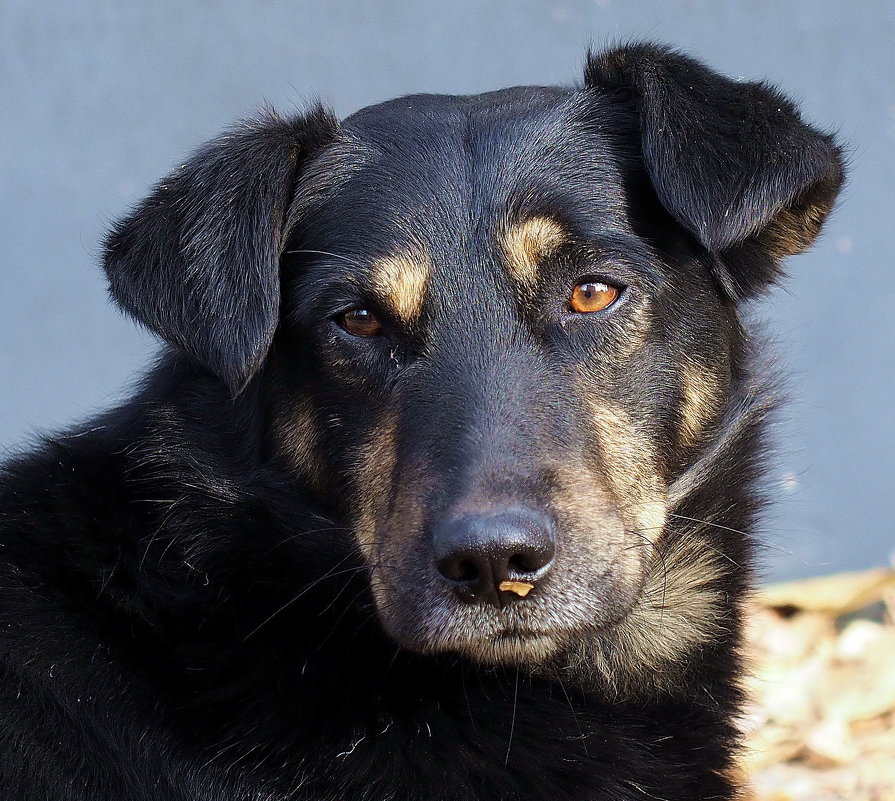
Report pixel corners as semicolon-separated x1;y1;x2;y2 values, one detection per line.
103;107;338;394
585;44;844;299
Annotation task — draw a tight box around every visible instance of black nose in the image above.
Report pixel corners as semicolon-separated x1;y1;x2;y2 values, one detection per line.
433;508;556;605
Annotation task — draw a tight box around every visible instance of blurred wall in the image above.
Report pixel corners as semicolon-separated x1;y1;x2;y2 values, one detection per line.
1;1;893;580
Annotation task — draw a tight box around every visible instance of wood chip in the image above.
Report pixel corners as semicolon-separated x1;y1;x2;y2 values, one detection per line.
498;580;534;597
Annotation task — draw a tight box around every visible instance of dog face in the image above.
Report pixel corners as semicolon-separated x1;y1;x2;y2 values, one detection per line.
103;45;842;673
272;88;734;664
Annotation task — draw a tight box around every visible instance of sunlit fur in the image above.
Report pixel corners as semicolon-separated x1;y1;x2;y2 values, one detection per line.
0;43;842;801
500;215;567;286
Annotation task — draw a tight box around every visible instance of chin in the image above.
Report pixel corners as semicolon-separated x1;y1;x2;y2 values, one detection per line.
459;632;566;666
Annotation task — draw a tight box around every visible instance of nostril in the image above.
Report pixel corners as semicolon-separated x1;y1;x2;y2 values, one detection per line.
507;554;527;573
507;539;555;575
508;553;538;574
437;557;480;584
456;560;479;582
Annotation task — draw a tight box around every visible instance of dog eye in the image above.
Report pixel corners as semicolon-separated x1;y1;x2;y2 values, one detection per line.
338;308;383;337
569;281;620;313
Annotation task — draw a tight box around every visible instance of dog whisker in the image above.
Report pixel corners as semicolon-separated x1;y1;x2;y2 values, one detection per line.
503;666;520;767
285;248;365;269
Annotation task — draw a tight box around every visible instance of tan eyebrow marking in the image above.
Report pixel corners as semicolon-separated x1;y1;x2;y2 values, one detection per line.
370;251;431;323
500;216;567;286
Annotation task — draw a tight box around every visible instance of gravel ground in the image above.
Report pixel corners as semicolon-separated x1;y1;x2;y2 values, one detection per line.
741;569;895;800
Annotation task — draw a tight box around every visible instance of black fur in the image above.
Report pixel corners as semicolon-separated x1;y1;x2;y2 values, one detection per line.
0;44;842;800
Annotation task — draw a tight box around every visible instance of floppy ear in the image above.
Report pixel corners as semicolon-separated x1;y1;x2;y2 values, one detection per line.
585;43;844;299
103;107;338;394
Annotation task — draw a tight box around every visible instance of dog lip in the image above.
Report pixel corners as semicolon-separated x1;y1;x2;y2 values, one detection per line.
489;626;559;642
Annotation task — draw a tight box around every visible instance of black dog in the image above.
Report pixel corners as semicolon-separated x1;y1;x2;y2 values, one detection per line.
0;44;842;800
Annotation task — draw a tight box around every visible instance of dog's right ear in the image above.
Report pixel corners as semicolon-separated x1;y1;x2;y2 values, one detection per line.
103;107;338;395
585;44;844;300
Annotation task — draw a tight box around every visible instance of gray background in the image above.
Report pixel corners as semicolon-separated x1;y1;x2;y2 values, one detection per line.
1;1;892;581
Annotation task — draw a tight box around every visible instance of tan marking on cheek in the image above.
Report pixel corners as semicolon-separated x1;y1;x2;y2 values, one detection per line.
636;500;667;542
354;412;399;559
586;401;667;540
554;532;728;698
500;216;566;286
679;361;722;449
549;463;630;548
628;536;726;658
545;461;654;672
371;252;431;323
607;535;727;685
271;394;324;493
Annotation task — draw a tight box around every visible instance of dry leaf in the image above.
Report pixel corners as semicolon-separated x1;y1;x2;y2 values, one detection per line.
742;568;895;800
756;569;895;615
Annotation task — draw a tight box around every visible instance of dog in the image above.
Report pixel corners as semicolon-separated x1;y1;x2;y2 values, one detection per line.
0;43;843;800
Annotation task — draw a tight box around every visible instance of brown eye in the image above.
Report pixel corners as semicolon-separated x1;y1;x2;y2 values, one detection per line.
570;281;620;313
338;308;383;337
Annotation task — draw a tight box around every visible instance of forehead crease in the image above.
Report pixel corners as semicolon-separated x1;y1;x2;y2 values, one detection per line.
371;251;432;323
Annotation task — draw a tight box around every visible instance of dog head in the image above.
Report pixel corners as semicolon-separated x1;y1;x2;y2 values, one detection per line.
104;45;842;678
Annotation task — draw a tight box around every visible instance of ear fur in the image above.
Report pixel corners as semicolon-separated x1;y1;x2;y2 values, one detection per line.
103;107;338;394
585;43;844;298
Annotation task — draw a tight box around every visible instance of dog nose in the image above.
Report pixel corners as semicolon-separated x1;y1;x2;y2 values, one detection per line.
433;509;556;605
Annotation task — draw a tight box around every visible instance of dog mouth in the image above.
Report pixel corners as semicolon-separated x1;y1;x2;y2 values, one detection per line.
410;603;596;665
438;628;567;665
366;553;647;667
366;510;648;666
489;628;565;653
